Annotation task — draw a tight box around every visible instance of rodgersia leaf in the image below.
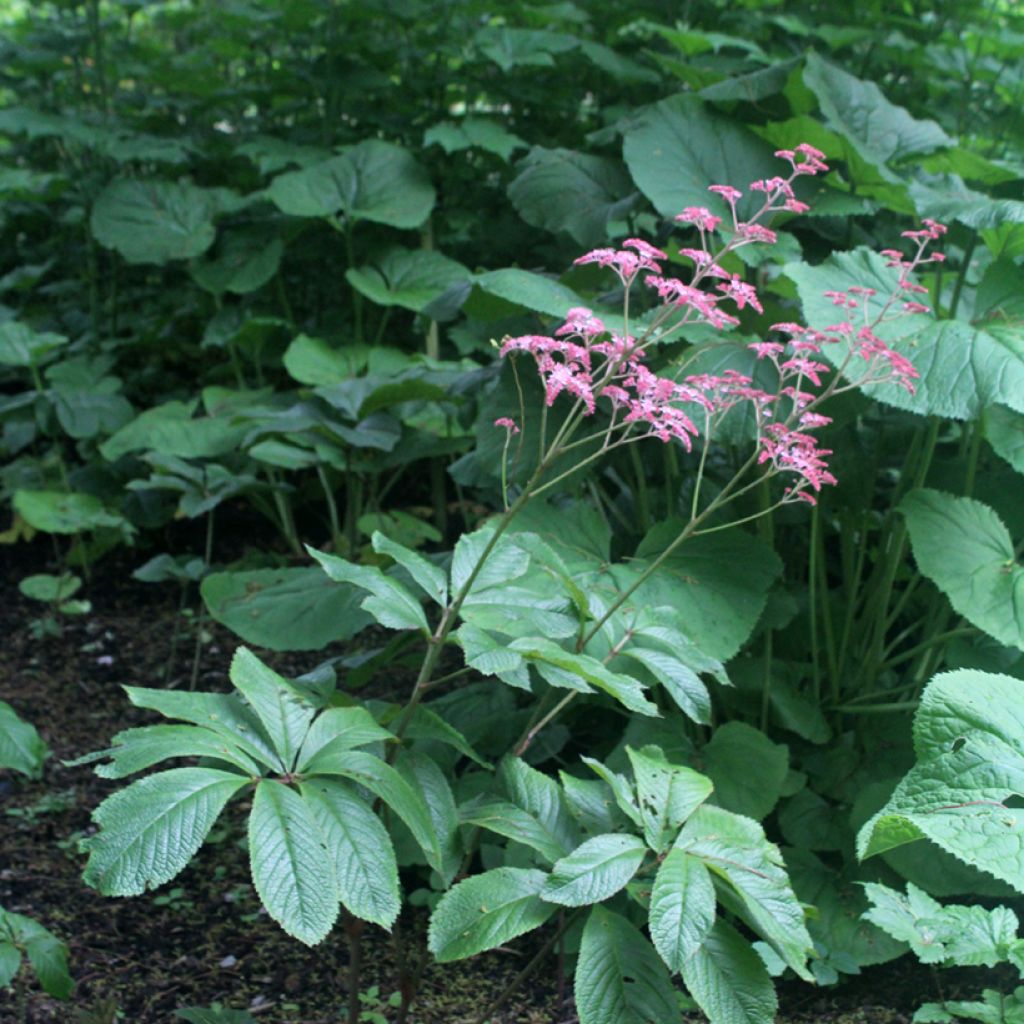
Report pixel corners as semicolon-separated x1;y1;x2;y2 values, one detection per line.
627;746;713;853
857;669;1024;891
248;781;339;945
86;724;262;778
650;846;717;972
575;906;682;1024
428;867;555;962
541;834;647;907
84;767;248;896
296;707;394;771
681;919;777;1024
300;779;400;930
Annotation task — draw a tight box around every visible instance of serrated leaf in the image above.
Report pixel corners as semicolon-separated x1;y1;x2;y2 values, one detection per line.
0;701;47;779
627;746;713;852
397;750;462;886
372;531;447;605
400;705;489;769
91;724;261;778
575;906;682;1024
300;779;400;929
248;781;339;945
681;919;777;1024
461;799;569;865
650;846;716;971
500;757;580;856
857;669;1024;891
428;867;555;962
582;756;643;828
0;909;72;999
84;768;248;896
308;547;428;633
622;647;711;724
541;834;647;907
984;405;1024;475
901;489;1024;651
680;805;813;978
296;707;394;771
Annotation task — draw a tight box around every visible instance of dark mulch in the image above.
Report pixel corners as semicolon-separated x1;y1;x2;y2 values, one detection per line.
0;536;1007;1023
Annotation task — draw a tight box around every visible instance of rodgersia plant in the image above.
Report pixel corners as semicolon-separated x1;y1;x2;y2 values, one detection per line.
77;148;943;1024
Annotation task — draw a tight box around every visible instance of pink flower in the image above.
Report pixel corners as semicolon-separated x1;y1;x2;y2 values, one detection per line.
494;417;520;434
718;275;763;313
675;207;722;232
708;184;743;204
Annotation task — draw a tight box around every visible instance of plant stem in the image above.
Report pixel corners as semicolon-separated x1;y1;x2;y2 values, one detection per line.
189;510;215;690
344;913;365;1024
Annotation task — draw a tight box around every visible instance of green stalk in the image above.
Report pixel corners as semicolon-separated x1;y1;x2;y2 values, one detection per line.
317;464;343;549
189;509;216;690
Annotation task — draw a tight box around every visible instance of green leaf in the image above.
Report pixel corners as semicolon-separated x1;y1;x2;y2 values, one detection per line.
176;1008;258;1024
472;268;589;320
500;756;580;856
0;940;20;988
789;249;1024;419
296;707;394;771
101;400;247;460
268;141;434;228
681;919;777;1024
680;805;813;978
397;750;462;886
372;531;447;606
802;52;951;170
300;779;400;929
650;846;716;971
345;248;469;312
0;320;67;367
622;93;777;222
308;547;429;633
0;701;47;779
473;26;578;71
91;179;217;264
627;746;713;853
461;799;568;865
541;834;647;907
319;749;444;875
202;567;373;652
901;489;1024;650
88;724;261;778
509;148;637;247
24;929;74;999
701;723;789;821
191;231;283;295
424;118;526;161
400;706;488;769
229;648;316;771
985;405;1024;475
281;334;369;385
428;867;555;962
248;781;339;945
857;669;1024;891
84;767;248;896
621;647;711;724
575;906;682;1024
13;490;124;535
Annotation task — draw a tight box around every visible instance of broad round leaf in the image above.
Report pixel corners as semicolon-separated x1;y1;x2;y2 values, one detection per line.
13;490;124;535
346;247;470;312
191;231;283;295
248;781;339;945
428;867;555;962
91;179;217;264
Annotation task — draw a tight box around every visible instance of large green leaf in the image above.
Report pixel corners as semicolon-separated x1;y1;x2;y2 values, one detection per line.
300;779;400;929
680;805;813;978
83;767;248;896
857;669;1024;892
296;707;394;771
0;321;67;368
268;141;434;228
101;400;247;460
541;834;647;907
13;490;124;535
621;93;777;221
802;52;951;171
575;906;682;1024
248;781;339;945
509;148;637;247
191;231;283;295
371;531;447;606
985;405;1024;474
701;723;788;821
650;846;716;972
500;756;580;856
201;567;373;651
901;489;1024;650
308;547;429;633
91;179;217;264
627;746;713;853
423;117;526;161
460;799;568;864
229;648;316;771
427;867;555;961
472;268;589;319
680;919;777;1024
0;701;47;779
345;247;469;312
789;249;1024;418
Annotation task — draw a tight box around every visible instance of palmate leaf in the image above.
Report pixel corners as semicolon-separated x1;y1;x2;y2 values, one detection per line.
857;669;1024;891
541;834;647;907
427;867;555;962
575;906;682;1024
229;648;316;771
83;767;249;896
248;781;339;945
681;919;777;1024
901;489;1024;651
0;701;47;779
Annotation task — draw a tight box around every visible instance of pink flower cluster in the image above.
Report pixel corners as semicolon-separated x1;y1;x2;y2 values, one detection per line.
495;146;941;505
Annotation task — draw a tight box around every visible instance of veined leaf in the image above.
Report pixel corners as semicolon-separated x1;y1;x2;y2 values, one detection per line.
500;757;580;856
301;779;400;929
428;867;555;962
249;781;339;945
701;722;788;822
621;647;711;724
650;846;716;971
541;834;647;907
346;247;469;313
88;724;261;778
461;799;568;865
627;746;713;853
397;750;462;887
308;547;429;633
372;531;447;605
84;767;248;896
296;707;394;771
230;648;316;770
575;906;682;1024
681;919;777;1024
0;701;47;779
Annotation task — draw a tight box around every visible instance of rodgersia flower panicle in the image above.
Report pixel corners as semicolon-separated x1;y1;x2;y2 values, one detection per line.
496;145;940;506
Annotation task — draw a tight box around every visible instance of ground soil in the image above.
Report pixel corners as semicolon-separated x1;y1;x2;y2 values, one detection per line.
0;536;1009;1024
